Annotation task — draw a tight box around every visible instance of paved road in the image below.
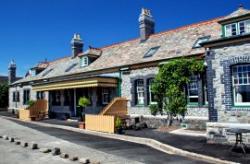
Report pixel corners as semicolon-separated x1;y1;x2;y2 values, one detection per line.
0;116;206;164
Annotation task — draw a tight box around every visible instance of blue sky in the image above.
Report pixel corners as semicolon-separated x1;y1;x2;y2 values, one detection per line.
0;0;249;76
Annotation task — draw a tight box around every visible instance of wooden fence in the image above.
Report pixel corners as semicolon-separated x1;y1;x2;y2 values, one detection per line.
100;97;128;116
19;100;48;121
85;114;115;133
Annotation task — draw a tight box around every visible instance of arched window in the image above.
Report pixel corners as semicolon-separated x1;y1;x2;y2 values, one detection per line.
232;64;250;106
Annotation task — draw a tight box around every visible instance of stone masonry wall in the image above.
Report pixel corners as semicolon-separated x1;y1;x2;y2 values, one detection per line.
8;85;48;113
121;66;209;120
121;66;158;115
210;43;250;123
207;43;250;144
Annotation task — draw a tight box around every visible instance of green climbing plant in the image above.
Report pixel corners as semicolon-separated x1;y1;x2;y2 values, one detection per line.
151;58;205;126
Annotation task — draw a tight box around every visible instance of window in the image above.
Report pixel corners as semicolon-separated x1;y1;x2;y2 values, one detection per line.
23;89;30;105
136;79;144;105
148;79;157;104
187;75;199;104
51;90;61;106
193;36;210;48
12;91;19;102
224;19;250;37
232;64;250;106
80;57;88;67
65;63;77;72
42;68;53;77
102;88;110;105
36;91;44;100
143;46;160;58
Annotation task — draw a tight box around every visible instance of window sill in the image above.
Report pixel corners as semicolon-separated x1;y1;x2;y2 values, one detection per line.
136;104;145;107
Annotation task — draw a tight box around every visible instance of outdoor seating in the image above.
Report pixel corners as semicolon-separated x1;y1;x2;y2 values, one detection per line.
227;128;250;154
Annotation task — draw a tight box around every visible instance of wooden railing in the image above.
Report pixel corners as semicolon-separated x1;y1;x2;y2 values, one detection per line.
19;100;48;121
85;114;115;133
99;97;128;116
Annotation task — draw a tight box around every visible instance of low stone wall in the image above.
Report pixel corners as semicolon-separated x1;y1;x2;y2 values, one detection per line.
183;119;208;130
206;122;250;144
186;107;208;118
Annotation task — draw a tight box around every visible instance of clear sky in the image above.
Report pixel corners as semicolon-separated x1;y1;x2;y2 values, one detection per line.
0;0;249;76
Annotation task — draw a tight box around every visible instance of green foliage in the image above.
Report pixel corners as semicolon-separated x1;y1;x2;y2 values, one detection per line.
149;104;158;116
27;100;35;108
78;97;90;108
0;83;8;108
151;58;204;125
115;117;122;128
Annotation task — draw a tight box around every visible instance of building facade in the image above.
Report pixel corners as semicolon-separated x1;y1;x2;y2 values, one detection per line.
8;7;250;143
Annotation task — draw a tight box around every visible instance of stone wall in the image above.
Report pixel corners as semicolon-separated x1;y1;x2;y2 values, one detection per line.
8;85;48;113
121;66;158;115
207;43;250;123
206;42;250;143
186;107;208;118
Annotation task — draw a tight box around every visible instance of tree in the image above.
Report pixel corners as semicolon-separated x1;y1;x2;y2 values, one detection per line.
0;83;9;108
151;58;204;126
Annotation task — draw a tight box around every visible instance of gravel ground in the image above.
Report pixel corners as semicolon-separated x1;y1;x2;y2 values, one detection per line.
0;139;73;164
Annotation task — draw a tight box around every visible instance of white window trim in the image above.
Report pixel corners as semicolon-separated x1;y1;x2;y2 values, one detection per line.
187;75;199;104
148;79;157;104
81;56;88;67
224;19;250;37
136;80;144;105
232;64;250;106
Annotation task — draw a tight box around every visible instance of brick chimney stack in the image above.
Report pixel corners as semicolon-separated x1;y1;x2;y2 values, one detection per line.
71;33;83;57
139;8;155;41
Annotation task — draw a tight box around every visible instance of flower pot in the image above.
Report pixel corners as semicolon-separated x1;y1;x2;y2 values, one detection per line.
116;127;123;134
79;122;85;129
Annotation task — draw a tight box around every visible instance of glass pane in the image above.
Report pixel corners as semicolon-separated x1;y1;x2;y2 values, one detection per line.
235;85;250;103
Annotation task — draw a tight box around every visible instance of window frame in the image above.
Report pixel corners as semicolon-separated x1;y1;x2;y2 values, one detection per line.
23;89;30;105
224;19;250;37
136;79;145;105
232;64;250;106
102;88;110;105
143;46;160;58
187;75;199;105
193;36;211;48
80;56;88;67
148;78;157;105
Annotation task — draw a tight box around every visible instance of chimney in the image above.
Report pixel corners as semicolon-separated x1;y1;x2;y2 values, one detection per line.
71;33;83;57
139;8;155;41
8;60;16;85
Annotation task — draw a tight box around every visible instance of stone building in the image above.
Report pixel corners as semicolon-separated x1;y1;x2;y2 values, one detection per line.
8;7;250;143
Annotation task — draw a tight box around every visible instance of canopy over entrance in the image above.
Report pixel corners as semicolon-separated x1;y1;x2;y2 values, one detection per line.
33;77;117;91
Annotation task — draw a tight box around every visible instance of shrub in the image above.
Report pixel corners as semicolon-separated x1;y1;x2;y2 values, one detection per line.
27;100;35;108
149;104;158;116
78;97;90;108
115;117;122;129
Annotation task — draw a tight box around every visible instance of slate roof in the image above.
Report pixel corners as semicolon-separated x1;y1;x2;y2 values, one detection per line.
219;7;250;22
14;17;223;85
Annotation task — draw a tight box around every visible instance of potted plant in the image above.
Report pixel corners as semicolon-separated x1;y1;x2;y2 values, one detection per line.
78;97;90;129
27;100;35;108
115;117;123;134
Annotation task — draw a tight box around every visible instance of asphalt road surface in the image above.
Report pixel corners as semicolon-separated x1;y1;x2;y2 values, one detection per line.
0;116;207;164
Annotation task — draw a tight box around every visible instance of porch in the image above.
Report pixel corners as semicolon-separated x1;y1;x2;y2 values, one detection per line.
33;77;118;118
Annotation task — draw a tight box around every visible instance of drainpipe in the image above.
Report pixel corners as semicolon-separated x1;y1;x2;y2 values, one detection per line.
117;71;122;97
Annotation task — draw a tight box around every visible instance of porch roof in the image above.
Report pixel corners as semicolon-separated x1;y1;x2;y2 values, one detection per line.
32;77;117;91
